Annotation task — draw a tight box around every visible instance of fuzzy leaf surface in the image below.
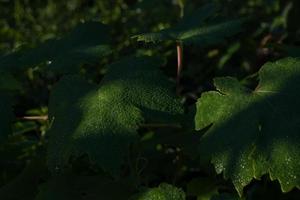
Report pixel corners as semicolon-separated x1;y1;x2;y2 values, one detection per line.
47;56;183;175
131;183;185;200
195;58;300;195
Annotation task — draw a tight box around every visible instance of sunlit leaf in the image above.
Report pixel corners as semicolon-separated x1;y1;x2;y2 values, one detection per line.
131;183;185;200
195;57;300;195
133;4;244;46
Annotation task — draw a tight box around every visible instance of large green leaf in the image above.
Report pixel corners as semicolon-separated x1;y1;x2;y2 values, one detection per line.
0;21;111;74
195;57;300;195
133;4;244;46
47;56;183;175
131;183;185;200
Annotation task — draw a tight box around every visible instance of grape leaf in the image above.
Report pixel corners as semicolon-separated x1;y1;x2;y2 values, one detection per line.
195;57;300;195
133;4;244;46
131;183;185;200
47;56;183;175
0;21;110;74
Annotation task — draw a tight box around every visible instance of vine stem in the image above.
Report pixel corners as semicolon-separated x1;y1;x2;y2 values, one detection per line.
17;115;181;128
17;115;49;121
176;41;183;93
177;0;185;18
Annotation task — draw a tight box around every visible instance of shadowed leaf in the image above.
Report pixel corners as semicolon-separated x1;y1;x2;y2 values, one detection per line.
47;56;183;175
0;21;111;74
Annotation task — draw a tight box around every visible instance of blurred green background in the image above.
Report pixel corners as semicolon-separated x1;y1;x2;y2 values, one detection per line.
1;0;299;96
0;0;299;199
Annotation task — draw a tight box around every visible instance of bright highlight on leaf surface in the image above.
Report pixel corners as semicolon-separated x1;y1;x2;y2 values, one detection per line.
47;56;183;175
132;4;244;46
195;57;300;195
131;183;185;200
0;21;110;74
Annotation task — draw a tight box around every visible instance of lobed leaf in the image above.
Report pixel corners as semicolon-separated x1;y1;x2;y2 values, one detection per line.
47;56;183;175
195;57;300;195
133;3;244;46
0;21;111;74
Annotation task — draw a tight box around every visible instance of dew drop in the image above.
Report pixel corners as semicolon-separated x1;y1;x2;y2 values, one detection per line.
214;162;224;173
258;124;262;132
136;8;142;14
291;175;297;179
285;157;292;163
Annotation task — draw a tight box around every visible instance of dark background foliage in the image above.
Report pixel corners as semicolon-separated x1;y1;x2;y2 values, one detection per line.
0;0;299;199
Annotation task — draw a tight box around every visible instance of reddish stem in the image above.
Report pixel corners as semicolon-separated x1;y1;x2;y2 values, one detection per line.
17;115;49;121
176;42;183;92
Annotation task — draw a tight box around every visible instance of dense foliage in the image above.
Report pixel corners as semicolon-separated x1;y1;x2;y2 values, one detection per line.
0;0;300;199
